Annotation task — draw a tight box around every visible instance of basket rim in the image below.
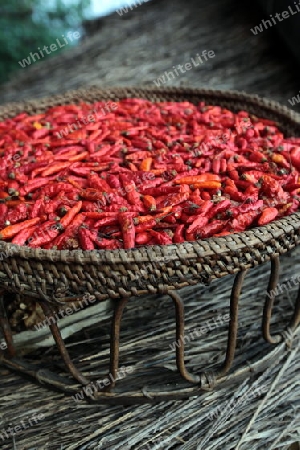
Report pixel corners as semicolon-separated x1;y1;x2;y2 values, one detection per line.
1;85;300;121
1;86;300;266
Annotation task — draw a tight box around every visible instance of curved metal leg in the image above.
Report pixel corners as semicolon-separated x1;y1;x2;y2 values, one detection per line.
40;302;89;385
262;257;282;344
288;284;300;331
168;291;200;384
106;298;129;391
262;257;300;344
217;269;247;377
168;270;246;386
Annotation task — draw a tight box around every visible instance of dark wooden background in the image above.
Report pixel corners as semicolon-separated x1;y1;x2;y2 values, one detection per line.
0;0;299;111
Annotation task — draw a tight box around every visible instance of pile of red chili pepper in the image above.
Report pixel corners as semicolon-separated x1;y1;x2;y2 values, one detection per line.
0;98;299;250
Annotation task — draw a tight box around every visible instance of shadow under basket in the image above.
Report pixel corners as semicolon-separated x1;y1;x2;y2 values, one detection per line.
0;87;300;404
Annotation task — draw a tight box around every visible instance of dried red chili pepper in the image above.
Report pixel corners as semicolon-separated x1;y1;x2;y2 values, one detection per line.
11;225;37;245
207;199;231;220
135;219;157;233
142;195;156;211
96;238;121;250
174;224;185;243
0;204;8;227
157;191;189;209
60;201;82;229
149;229;172;245
88;173;113;193
53;213;85;249
6;203;28;225
28;220;61;247
197;220;227;238
186;200;213;223
94;217;118;228
118;212;135;249
135;232;151;245
231;210;259;232
187;216;209;235
78;227;95;250
258;207;279;226
291;147;300;170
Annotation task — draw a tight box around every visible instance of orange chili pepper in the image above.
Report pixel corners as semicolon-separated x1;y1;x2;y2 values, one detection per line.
140;157;153;171
68;152;89;162
175;174;221;184
258;207;278;226
191;181;222;189
0;218;41;240
0;191;9;199
41;162;70;177
67;130;87;140
271;154;290;169
142;195;156;211
60;201;82;228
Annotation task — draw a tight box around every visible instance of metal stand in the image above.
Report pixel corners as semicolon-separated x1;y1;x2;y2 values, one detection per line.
0;259;299;404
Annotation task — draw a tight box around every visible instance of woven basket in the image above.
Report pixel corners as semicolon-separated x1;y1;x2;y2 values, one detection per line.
0;87;300;301
0;87;300;401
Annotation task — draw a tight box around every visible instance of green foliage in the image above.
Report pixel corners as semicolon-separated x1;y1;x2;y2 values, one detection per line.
0;0;90;84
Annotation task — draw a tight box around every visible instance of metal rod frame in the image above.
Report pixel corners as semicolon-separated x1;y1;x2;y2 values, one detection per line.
262;256;300;344
0;258;300;403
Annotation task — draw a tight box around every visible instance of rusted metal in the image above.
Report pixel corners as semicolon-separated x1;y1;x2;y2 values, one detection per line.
40;301;89;385
217;269;247;377
262;257;282;344
288;284;300;331
262;258;300;345
168;271;247;386
168;290;200;384
106;297;129;391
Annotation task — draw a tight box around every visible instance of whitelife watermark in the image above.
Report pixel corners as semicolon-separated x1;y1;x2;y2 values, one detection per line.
116;0;151;16
288;90;300;107
0;340;7;351
251;1;300;35
266;274;300;300
33;293;96;331
18;31;81;68
72;366;134;402
0;412;45;443
55;101;118;139
153;50;216;87
0;245;18;261
169;313;230;351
